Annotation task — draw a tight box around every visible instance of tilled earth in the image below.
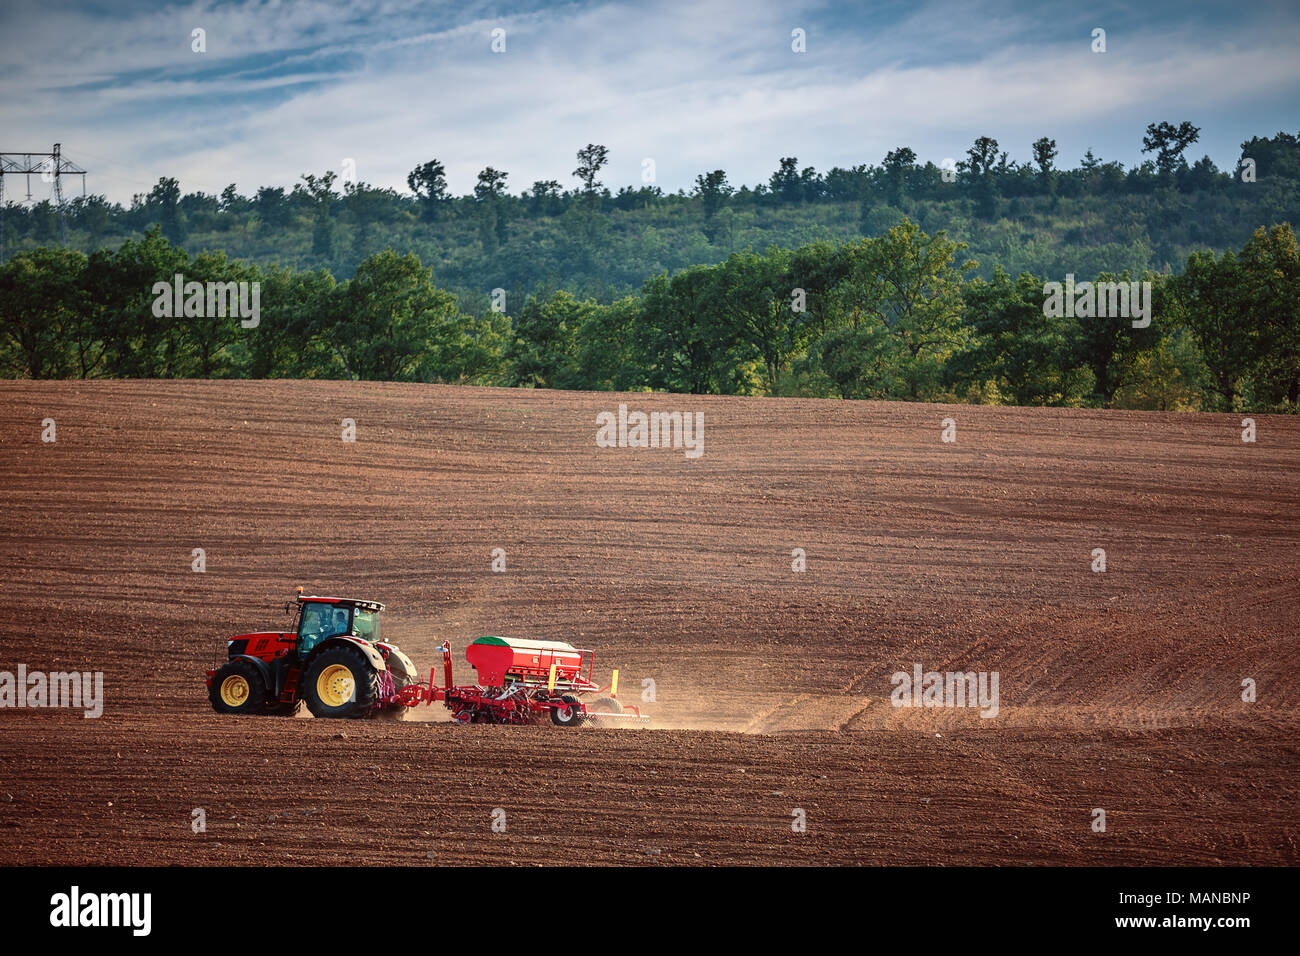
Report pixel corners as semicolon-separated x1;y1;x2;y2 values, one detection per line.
0;380;1296;865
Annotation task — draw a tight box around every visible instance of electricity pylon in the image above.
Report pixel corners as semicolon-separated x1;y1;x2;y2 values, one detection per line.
0;143;89;259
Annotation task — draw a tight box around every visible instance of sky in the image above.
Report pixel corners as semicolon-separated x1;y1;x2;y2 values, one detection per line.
1;0;1298;205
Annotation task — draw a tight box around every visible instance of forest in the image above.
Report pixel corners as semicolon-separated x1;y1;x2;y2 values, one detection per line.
2;124;1298;411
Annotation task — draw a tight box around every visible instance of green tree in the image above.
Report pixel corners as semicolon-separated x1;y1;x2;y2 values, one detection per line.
952;267;1081;405
407;160;450;222
573;144;609;198
814;221;974;399
84;226;189;378
694;170;732;223
638;266;730;394
1069;270;1162;406
0;246;89;378
474;167;509;250
146;177;185;243
315;251;462;381
715;246;800;391
301;171;339;260
1143;121;1201;177
507;290;589;388
1172;249;1257;408
881;147;917;206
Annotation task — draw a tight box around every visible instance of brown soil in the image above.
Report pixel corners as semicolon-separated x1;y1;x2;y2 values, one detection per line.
0;380;1296;865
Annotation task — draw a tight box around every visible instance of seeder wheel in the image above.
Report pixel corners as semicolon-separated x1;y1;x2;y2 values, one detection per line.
550;694;586;727
588;697;623;724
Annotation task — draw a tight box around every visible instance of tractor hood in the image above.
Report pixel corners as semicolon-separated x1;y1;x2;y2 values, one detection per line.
227;632;296;660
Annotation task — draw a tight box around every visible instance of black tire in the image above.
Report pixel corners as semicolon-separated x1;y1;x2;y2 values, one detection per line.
302;645;381;719
209;658;268;715
549;694;586;727
591;697;624;714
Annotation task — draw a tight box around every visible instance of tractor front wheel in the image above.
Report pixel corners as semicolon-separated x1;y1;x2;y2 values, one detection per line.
550;694;586;727
302;645;381;718
209;659;268;715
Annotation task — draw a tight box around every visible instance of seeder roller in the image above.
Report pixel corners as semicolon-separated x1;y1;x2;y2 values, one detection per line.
390;635;649;726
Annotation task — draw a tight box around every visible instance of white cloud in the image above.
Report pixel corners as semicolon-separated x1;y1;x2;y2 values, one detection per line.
1;0;1296;203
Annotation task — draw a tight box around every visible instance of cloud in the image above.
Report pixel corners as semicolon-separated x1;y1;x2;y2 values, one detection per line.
1;0;1297;203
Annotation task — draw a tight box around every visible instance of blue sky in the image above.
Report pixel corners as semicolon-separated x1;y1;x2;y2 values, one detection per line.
2;0;1298;204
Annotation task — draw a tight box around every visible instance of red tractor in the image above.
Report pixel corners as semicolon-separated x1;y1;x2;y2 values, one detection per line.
206;591;419;718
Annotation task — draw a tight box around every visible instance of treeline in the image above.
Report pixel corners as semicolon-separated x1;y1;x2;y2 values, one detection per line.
2;127;1298;307
4;219;1296;412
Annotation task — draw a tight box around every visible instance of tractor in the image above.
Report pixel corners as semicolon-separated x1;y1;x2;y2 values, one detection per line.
206;590;419;718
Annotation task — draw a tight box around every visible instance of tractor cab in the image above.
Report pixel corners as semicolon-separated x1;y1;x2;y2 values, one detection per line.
291;595;385;659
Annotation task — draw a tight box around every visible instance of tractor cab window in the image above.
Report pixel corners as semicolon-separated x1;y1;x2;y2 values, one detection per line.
328;607;349;637
297;602;350;658
352;608;380;642
298;602;343;638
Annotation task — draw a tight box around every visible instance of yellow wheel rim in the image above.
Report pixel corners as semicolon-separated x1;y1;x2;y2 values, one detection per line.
316;664;355;707
220;675;250;707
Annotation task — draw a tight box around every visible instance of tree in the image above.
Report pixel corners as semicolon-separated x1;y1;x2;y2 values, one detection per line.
962;137;1000;219
573;144;609;196
815;221;974;399
301;171;339;260
714;246;799;391
0;246;89;378
146;177;185;243
1171;249;1254;408
245;265;337;378
474;167;509;249
638;266;730;394
507;289;589;388
1069;270;1162;406
526;180;563;217
407;160;449;222
964;137;999;177
219;185;250;217
254;186;291;228
314;251;462;381
880;147;917;206
769;157;801;203
951;267;1082;405
1236;131;1300;181
576;296;643;390
1031;137;1058;175
1142;121;1201;177
694;170;732;241
170;250;260;377
84;226;189;378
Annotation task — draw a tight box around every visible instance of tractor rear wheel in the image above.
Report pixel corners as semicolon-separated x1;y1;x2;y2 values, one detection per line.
550;694;586;727
209;659;268;715
302;645;381;719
